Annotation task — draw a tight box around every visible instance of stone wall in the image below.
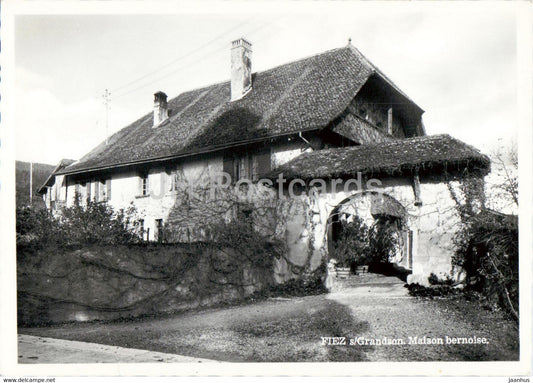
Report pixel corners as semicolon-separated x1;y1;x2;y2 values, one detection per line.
17;243;275;326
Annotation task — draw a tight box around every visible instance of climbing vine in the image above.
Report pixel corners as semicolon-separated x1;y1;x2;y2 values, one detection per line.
447;174;518;320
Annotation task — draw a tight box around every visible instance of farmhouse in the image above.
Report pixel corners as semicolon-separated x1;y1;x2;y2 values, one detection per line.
38;38;490;285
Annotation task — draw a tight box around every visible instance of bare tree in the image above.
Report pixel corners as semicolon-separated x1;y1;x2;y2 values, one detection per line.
485;141;518;212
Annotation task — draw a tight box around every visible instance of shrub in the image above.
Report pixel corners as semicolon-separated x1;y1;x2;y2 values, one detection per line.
16;206;59;251
333;217;371;268
205;219;286;271
16;195;142;251
451;209;518;319
333;216;402;271
59;197;140;246
428;273;455;286
254;262;328;298
406;283;459;298
368;218;401;265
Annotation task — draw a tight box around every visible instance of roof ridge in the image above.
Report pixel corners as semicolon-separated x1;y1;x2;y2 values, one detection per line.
255;46;349;75
347;44;423;112
163;46;350;104
299;134;455;156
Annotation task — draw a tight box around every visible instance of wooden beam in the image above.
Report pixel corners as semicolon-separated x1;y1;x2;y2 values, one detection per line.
413;172;422;206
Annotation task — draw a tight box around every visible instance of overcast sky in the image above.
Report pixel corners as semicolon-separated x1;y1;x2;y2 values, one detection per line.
13;2;520;165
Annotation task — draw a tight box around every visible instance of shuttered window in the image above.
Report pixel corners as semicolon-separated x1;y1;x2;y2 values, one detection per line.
224;149;271;183
106;179;112;201
74;183;81;202
167;170;175;191
138;175;149;196
94;181;100;202
86;182;91;202
223;154;235;183
252;149;271;181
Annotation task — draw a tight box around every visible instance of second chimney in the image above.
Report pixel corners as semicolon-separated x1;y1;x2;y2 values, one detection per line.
230;38;252;101
153;91;168;128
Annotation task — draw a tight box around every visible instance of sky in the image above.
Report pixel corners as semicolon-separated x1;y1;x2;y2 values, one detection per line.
13;2;520;166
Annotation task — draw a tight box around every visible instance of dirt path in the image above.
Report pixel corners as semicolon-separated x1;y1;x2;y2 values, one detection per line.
19;276;518;362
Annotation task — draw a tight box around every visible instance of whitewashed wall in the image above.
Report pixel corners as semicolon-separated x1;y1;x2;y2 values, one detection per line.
44;142;469;287
49;141;308;236
277;176;465;285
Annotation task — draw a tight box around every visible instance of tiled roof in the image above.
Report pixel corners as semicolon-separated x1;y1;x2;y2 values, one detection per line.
266;134;490;180
60;45;421;175
37;159;76;194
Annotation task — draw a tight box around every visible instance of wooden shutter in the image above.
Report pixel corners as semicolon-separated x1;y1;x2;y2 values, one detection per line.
166;169;173;192
160;172;166;195
74;183;80;201
106;179;112;201
94;181;100;202
239;156;247;181
253;150;271;181
223;154;235;183
86;182;91;202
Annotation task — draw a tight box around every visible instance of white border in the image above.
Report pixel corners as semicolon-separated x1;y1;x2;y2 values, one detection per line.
1;0;531;377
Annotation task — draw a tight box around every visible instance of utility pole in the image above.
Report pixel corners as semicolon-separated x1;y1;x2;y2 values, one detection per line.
102;89;111;145
29;161;33;205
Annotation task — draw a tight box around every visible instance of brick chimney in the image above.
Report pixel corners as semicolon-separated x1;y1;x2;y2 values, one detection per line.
230;38;252;101
153;91;168;127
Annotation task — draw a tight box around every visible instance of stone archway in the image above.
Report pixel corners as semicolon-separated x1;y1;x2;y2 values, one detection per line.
326;192;413;274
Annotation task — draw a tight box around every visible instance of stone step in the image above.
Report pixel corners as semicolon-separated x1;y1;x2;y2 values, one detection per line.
329;272;408;295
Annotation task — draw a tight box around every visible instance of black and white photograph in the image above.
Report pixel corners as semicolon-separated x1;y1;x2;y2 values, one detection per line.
1;0;531;378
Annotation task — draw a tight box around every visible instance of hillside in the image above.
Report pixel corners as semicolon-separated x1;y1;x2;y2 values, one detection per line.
16;161;56;208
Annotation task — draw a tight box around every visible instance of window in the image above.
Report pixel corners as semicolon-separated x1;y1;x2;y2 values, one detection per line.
61;177;68;202
138;219;145;240
99;179;105;201
139;175;149;196
169;170;179;192
51;185;56;202
106;179;112;201
223;153;250;182
74;183;81;202
86;182;92;202
47;186;52;205
94;179;110;202
155;219;164;242
94;180;100;202
223;149;271;183
142;176;148;196
252;149;271;181
233;158;241;181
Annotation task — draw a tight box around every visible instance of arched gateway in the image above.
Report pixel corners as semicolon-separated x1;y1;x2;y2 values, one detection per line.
326;192;413;274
